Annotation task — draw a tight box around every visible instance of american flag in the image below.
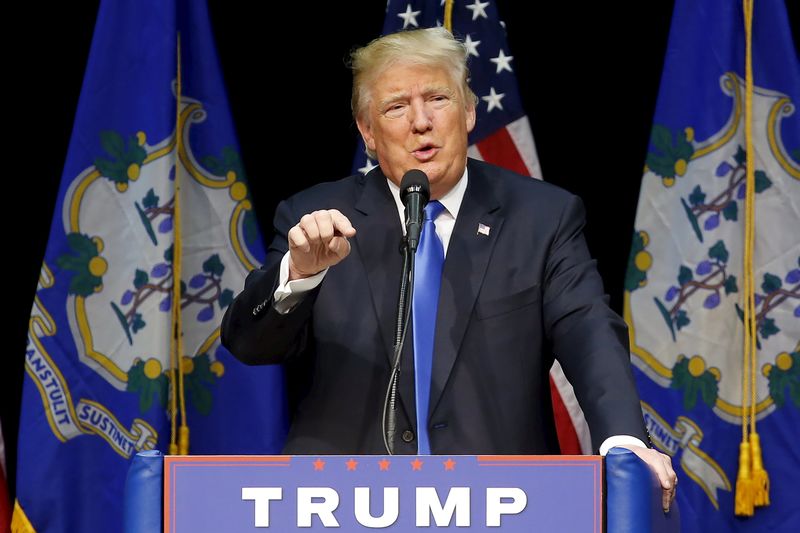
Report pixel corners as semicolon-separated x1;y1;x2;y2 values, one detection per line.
353;0;591;455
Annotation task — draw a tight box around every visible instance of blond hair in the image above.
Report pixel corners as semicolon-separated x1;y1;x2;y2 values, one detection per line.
349;27;478;123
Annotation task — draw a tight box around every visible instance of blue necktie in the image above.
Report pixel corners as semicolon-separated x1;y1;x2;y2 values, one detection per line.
412;200;445;455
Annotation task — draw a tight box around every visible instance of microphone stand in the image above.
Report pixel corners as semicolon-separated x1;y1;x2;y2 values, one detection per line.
382;239;416;455
383;168;428;455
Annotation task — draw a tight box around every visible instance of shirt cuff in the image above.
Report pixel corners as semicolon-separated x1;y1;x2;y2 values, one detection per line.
599;435;648;456
272;253;327;314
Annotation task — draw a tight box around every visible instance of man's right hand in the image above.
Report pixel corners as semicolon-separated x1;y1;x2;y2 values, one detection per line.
287;209;356;280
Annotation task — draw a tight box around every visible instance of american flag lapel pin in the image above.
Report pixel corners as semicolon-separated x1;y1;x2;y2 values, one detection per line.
477;223;491;236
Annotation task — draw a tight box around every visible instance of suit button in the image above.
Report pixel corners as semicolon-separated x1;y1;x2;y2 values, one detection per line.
401;430;415;443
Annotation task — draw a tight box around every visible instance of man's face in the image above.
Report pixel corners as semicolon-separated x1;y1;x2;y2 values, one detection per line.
357;62;476;200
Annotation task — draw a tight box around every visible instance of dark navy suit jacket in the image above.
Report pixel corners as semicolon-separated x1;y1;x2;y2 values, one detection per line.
221;159;648;455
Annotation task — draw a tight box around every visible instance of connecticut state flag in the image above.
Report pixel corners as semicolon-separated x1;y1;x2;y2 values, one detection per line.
13;1;287;531
626;0;799;531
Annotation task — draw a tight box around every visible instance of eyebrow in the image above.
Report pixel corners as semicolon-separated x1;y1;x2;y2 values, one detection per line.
378;85;457;108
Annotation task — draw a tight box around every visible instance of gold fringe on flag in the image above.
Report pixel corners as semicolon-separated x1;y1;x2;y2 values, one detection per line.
735;441;754;516
734;0;768;515
11;500;37;533
169;33;190;456
750;433;770;506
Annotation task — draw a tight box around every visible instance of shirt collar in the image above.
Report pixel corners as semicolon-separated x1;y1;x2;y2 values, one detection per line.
386;166;468;222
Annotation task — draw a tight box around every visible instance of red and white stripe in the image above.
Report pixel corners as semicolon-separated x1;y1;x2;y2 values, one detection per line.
468;115;592;455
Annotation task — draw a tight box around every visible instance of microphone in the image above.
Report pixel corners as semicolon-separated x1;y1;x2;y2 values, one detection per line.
382;170;429;454
400;169;430;252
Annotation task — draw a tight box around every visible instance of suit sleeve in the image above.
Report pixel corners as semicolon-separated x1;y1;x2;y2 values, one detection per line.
542;194;649;451
220;197;318;365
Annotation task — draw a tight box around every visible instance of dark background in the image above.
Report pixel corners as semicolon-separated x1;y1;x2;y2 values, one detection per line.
3;0;797;502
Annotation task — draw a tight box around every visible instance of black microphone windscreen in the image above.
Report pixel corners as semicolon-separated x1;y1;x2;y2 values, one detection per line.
399;169;430;203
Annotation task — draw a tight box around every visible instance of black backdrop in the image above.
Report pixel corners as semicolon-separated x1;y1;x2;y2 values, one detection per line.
4;0;797;502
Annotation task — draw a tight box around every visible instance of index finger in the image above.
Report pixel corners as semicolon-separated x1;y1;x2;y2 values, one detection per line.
328;209;356;237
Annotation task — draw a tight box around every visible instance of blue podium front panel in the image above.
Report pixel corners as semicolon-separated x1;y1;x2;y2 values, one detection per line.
164;455;602;532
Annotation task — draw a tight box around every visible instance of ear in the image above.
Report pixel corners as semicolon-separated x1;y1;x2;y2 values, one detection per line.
465;103;476;133
356;116;376;152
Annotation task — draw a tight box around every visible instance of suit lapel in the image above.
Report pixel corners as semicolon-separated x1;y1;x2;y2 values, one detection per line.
429;161;504;418
352;168;418;428
352;168;405;366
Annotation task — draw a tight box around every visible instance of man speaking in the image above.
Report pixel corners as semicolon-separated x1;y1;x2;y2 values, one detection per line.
222;27;676;511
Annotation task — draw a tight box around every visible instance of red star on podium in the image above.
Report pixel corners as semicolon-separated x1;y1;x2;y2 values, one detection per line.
378;459;391;471
312;458;325;471
346;459;358;471
411;458;423;471
443;458;456;471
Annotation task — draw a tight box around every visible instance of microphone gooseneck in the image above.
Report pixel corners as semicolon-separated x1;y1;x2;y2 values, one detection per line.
382;169;430;454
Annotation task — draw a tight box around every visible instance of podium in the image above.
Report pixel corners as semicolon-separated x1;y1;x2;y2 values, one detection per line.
124;448;679;532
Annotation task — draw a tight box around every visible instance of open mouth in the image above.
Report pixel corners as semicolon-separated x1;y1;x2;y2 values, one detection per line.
412;144;439;161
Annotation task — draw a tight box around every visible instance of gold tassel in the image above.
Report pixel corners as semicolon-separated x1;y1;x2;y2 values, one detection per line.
735;441;755;516
11;500;38;533
749;432;770;506
179;425;190;455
